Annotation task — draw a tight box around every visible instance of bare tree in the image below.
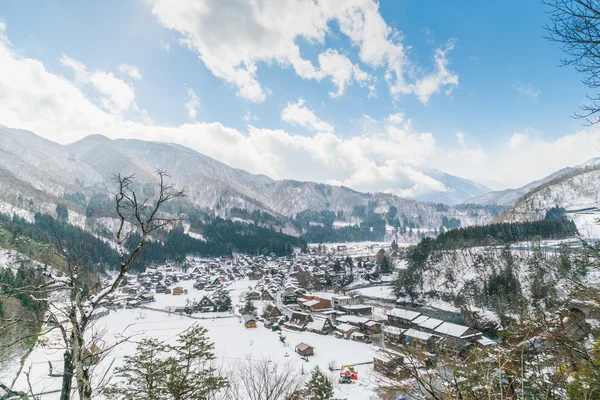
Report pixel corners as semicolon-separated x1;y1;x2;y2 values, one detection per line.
544;0;600;124
0;170;184;400
222;358;303;400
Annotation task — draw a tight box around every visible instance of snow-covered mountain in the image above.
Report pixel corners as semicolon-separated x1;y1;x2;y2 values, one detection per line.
501;165;600;237
0;126;502;232
465;158;600;207
413;168;491;204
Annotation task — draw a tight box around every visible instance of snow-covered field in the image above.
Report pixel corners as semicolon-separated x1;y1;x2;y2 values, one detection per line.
12;279;386;399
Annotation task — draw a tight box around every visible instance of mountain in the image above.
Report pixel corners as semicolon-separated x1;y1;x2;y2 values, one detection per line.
0;126;503;237
500;165;600;237
413;169;491;204
464;158;600;207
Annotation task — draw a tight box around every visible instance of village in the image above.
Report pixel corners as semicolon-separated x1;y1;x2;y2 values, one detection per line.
33;243;495;399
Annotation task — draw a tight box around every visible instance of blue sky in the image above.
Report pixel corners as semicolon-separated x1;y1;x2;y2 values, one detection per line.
0;0;597;196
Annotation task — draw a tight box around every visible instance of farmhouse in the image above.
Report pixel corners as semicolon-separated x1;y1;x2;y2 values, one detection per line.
285;311;312;331
305;316;334;335
295;342;315;357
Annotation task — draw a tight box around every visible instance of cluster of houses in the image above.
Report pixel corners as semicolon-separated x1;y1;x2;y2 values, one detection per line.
382;308;492;356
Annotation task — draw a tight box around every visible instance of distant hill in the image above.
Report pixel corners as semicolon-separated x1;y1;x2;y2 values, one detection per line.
0;125;504;239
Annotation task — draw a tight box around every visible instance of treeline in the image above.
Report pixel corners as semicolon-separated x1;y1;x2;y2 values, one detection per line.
0;263;48;354
201;218;304;256
431;208;577;249
0;213;120;270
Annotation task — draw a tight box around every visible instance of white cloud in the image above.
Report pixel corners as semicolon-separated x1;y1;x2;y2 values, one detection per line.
160;40;171;52
118;63;143;80
509;132;528;149
243;111;259;122
386;112;405;125
184;86;199;119
2;22;600;198
145;0;458;103
412;40;459;103
513;82;541;101
281;98;334;133
60;54;136;115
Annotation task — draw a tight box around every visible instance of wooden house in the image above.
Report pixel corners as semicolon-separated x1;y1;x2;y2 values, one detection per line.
262;303;283;322
172;286;184;296
246;290;261;301
335;323;358;339
305;316;334;335
285;311;312;331
243;314;257;328
197;296;215;312
295;342;315;357
403;328;437;352
373;349;409;379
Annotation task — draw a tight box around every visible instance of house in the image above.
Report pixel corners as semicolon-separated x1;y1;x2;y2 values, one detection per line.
295;342;315;357
373;349;409;379
382;325;405;342
336;315;371;331
138;294;155;304
335;323;358;339
339;304;373;316
305;316;334;335
365;320;381;335
262;303;283;322
172;286;184;296
197;296;215;312
416;317;444;333
350;331;367;342
246;290;261;301
331;294;363;310
261;289;275;301
387;308;422;328
285;311;312;331
282;290;299;304
243;314;257;328
298;292;333;311
403;328;437;352
433;322;482;354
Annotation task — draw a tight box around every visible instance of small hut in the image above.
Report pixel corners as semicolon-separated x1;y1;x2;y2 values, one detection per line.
295;342;315;357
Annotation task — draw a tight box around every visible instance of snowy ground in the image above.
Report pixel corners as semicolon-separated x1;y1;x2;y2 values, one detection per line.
11;279;387;399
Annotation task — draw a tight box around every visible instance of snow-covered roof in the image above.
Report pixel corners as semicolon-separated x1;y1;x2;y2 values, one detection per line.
336;315;370;325
306;317;328;331
387;308;421;321
434;322;473;338
342;304;372;310
411;315;430;325
336;323;357;333
404;328;434;341
418;318;444;330
477;337;496;347
310;292;335;300
303;299;320;307
382;326;404;335
332;295;352;301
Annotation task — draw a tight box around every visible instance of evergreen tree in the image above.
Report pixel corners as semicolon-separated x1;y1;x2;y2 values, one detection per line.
241;297;256;315
102;338;168;399
103;326;227;400
56;203;69;223
213;289;232;312
304;366;333;400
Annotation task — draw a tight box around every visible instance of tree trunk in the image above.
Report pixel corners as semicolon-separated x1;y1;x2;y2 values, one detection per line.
71;321;92;400
59;350;74;400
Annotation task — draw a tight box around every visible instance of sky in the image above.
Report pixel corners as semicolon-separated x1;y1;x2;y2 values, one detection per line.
0;0;599;199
